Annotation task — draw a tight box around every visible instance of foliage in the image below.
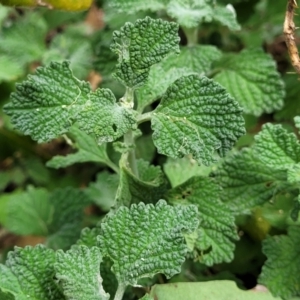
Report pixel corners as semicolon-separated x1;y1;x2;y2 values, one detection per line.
0;0;299;299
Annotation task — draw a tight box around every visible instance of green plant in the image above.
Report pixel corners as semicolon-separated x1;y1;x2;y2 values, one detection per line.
0;0;300;299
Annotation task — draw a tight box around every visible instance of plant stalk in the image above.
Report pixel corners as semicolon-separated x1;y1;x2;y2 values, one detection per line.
137;111;152;124
124;130;139;177
182;26;199;47
113;283;126;300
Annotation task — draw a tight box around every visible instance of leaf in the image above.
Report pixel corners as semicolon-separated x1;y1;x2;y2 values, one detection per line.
166;0;240;30
295;116;300;133
4;61;137;143
108;0;167;14
214;48;284;116
77;227;101;248
287;163;300;184
259;226;300;299
5;245;64;300
0;55;23;83
214;148;288;213
150;280;283;300
84;171;119;211
116;158;168;206
55;245;109;300
47;126;117;171
254;123;300;170
98;200;199;286
163;156;212;187
110;17;180;88
151;75;245;166
166;177;238;265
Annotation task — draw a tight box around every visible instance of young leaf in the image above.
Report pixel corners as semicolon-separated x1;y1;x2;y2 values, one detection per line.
166;0;240;30
214;148;288;212
259;226;300;299
46;126;117;172
166;177;238;265
151;75;245;166
254;123;300;170
5;245;64;300
55;245;110;300
214;48;284;116
98;200;199;286
110;17;180;88
116;158;168;206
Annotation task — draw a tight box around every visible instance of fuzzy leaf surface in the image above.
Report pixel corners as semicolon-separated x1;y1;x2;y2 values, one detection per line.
110;17;180;88
166;177;238;265
151;75;245;165
254;123;300;170
98;200;199;286
214;48;284;116
166;0;240;30
55;245;109;300
215;148;288;213
259;226;300;299
46;126;115;170
5;245;64;300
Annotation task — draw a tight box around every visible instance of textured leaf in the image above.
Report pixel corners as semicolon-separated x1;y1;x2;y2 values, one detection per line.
77;227;101;248
47;126;116;170
254;123;300;170
166;0;240;30
151;75;245;166
0;12;47;65
108;0;167;14
259;226;300;299
166;177;238;265
111;17;180;88
287;163;300;184
5;245;64;300
214;48;284;116
215;148;288;213
84;171;119;211
116;158;168;206
163;156;212;187
98;200;199;286
55;245;109;300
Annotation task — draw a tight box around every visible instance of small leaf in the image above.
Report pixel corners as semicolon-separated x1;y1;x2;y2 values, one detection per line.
98;200;199;286
254;123;300;170
151;75;245;166
5;245;64;300
259;226;300;299
214;148;288;212
166;177;238;265
55;245;109;300
111;17;180;88
214;48;284;116
47;126;116;170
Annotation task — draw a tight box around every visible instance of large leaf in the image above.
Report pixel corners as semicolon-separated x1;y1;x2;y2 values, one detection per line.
98;200;199;286
151;75;245;166
166;177;238;265
214;48;284;116
110;17;180;88
259;226;300;299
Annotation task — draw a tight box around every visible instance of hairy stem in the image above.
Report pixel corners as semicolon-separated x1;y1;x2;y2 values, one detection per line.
284;0;300;75
137;111;153;124
182;26;199;46
124;130;139;177
113;283;126;300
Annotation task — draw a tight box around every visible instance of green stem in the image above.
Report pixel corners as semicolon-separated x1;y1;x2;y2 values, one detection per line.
205;67;223;78
113;283;126;300
124;130;139;177
105;159;120;174
182;27;199;46
121;87;135;108
137;111;152;125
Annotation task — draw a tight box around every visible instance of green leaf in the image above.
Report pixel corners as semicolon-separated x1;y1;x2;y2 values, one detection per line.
150;280;283;300
0;55;23;83
287;163;300;184
84;171;119;211
295;116;300;133
259;226;300;299
116;158;168;206
254;123;300;170
166;0;240;30
166;177;238;265
215;148;288;213
5;245;64;300
77;227;101;248
111;17;180;88
98;200;199;286
47;126;117;171
108;0;167;14
0;12;47;65
163;156;212;187
214;48;284;116
55;245;110;300
151;75;245;166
